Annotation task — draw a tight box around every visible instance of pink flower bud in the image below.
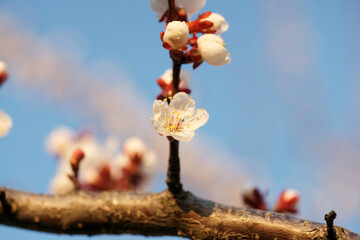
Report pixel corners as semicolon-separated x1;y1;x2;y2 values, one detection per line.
0;61;9;87
274;189;300;214
241;185;267;210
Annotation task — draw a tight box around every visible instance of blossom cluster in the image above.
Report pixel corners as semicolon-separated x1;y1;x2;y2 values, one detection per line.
242;185;300;214
151;0;231;68
47;126;156;195
0;61;12;138
150;0;232;142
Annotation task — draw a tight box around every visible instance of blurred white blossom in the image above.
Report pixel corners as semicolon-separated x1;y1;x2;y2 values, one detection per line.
0;110;12;137
159;68;191;89
151;92;209;141
150;0;206;19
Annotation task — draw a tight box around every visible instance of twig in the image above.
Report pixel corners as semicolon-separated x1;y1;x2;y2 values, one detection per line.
68;148;85;191
325;210;337;240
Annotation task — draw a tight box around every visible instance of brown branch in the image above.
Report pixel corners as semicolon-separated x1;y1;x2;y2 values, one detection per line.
0;187;359;239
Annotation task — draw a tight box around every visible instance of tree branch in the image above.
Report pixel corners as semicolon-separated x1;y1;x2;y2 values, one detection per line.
0;187;359;239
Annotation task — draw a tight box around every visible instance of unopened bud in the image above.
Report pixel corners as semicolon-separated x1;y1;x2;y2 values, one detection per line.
274;189;300;214
241;185;267;210
199;12;229;34
0;61;9;87
70;148;85;173
163;21;189;50
197;34;231;66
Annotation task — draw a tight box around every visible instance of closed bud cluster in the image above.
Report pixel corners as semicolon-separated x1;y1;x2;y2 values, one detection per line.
47;127;156;194
242;185;300;214
152;0;231;69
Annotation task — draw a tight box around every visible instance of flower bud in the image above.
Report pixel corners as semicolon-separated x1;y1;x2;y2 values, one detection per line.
0;110;12;138
70;148;85;173
163;21;189;50
241;185;267;210
274;189;300;214
197;34;231;66
0;61;9;87
200;12;229;34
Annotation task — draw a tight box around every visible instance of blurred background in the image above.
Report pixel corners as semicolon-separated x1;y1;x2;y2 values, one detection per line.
0;0;359;239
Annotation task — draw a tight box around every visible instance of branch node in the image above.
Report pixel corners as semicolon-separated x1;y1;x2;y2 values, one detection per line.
325;210;337;240
0;191;13;216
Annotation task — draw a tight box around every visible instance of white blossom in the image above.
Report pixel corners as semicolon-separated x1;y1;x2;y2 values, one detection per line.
197;34;231;66
0;110;12;137
163;21;189;50
160;68;191;89
150;0;206;19
151;92;209;142
45;126;75;157
200;12;229;34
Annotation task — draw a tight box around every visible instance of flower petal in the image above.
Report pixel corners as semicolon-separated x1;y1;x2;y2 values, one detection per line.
171;129;195;142
188;108;209;130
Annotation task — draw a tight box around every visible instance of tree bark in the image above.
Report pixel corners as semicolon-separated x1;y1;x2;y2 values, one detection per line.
0;187;359;239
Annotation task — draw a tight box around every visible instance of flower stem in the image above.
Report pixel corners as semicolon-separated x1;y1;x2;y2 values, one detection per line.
166;140;182;194
165;0;183;195
172;60;181;94
167;0;176;22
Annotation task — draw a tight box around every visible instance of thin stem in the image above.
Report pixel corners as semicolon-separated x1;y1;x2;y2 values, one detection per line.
168;0;175;22
172;60;181;95
165;0;183;194
166;140;182;194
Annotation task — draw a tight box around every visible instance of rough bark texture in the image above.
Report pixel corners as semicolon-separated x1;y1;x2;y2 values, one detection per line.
0;187;359;239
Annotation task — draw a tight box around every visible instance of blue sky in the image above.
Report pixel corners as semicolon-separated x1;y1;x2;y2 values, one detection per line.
0;0;360;239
